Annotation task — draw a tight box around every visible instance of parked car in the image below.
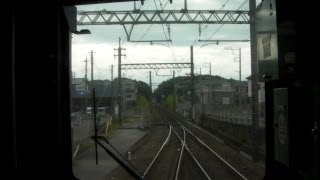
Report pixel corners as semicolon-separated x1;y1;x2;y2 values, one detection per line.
86;107;92;115
97;107;106;116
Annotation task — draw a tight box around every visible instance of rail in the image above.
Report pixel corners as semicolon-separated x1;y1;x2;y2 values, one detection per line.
142;125;172;178
175;125;186;180
165;106;248;180
171;126;212;180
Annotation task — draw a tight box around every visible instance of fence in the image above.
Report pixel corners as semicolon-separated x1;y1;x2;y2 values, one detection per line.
201;103;265;128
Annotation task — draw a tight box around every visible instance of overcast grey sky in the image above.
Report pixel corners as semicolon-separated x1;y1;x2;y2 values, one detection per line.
72;0;260;90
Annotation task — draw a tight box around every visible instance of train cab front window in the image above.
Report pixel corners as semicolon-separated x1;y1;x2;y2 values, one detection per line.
70;1;267;179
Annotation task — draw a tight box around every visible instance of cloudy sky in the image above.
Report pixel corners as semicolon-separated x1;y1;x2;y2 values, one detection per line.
72;0;260;90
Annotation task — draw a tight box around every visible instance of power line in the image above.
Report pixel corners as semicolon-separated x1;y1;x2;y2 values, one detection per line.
133;0;170;48
237;0;248;10
156;0;176;62
180;0;231;62
121;2;142;46
194;0;230;43
194;0;248;55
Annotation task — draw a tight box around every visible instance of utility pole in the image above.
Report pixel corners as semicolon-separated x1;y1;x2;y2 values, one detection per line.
92;88;98;165
149;71;152;113
111;65;114;82
191;46;195;122
239;48;241;81
249;0;259;161
111;65;114;116
114;37;126;125
149;71;152;94
225;47;242;82
89;50;95;82
84;56;88;80
173;70;176;112
204;62;212;75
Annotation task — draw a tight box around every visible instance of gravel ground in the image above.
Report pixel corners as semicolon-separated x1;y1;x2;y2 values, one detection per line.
177;117;265;180
105;125;170;180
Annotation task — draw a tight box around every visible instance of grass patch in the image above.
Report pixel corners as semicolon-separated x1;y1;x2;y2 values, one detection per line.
123;116;140;123
100;119;119;138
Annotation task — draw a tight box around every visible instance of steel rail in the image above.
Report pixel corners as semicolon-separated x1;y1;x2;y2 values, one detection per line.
174;120;248;180
73;144;80;159
142;125;172;178
175;124;186;180
171;125;212;180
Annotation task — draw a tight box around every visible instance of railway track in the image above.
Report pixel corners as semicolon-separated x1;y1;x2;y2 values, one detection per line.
106;105;257;180
143;106;247;180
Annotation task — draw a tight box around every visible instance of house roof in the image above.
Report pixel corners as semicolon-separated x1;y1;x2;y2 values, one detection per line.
72;83;113;98
246;75;252;80
72;78;86;85
92;84;113;97
72;89;90;97
245;74;265;81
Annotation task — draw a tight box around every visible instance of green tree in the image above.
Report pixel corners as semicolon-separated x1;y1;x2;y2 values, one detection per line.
136;95;149;130
136;95;149;108
153;75;238;103
165;95;174;110
136;80;151;100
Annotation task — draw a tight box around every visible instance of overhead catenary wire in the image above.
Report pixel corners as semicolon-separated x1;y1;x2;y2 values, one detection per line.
180;0;230;61
156;0;177;62
78;0;250;93
121;3;143;46
133;0;170;48
237;0;248;10
194;0;248;56
122;1;159;46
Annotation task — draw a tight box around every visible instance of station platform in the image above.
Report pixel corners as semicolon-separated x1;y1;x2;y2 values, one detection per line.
72;121;148;180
